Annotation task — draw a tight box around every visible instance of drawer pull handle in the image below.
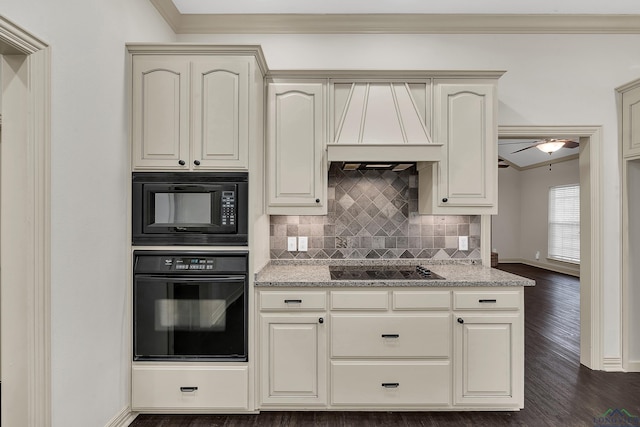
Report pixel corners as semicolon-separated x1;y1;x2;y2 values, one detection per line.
382;383;400;388
479;299;497;303
180;386;198;393
381;334;400;338
284;299;302;304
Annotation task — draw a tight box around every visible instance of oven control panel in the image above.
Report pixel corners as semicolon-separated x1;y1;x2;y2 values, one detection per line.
133;251;248;274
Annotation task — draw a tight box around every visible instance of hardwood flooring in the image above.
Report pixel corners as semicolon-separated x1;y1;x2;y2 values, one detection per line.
130;264;640;427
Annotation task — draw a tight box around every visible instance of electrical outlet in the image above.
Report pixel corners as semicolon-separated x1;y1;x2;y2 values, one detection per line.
298;236;308;252
535;251;540;260
458;236;469;251
287;237;297;251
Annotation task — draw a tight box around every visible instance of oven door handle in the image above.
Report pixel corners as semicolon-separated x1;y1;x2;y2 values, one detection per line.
135;275;246;282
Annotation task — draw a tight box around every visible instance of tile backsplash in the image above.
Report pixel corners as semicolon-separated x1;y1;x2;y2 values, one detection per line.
270;164;481;260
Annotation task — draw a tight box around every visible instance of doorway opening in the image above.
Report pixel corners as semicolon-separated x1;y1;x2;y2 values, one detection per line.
497;125;604;370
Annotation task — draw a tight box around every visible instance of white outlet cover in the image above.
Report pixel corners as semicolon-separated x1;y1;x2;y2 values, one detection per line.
287;236;297;251
298;236;308;252
458;236;469;251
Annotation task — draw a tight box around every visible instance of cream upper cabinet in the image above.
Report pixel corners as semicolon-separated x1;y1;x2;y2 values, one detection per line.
132;56;190;170
418;78;499;215
618;79;640;158
190;58;250;169
130;48;265;171
267;81;327;214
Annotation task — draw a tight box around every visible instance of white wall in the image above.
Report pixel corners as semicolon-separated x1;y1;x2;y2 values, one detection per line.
491;166;522;260
520;159;580;275
1;2;174;426
178;32;638;360
492;159;580;276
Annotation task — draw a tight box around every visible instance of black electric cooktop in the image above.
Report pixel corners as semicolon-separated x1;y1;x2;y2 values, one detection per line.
329;265;444;281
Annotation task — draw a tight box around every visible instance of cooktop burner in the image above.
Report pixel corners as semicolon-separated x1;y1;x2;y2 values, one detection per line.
329;265;444;281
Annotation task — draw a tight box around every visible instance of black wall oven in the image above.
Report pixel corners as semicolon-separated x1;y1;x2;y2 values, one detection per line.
132;172;248;246
133;251;248;361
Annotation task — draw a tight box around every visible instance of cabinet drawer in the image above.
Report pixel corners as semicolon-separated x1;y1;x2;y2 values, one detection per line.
331;361;450;406
331;291;388;310
393;291;450;310
260;291;326;311
453;291;521;310
132;365;248;410
331;314;450;358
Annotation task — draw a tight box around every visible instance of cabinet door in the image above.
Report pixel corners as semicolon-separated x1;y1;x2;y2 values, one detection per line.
260;314;327;406
191;58;250;170
132;56;190;170
453;313;523;408
622;83;640;158
267;82;327;215
420;81;497;214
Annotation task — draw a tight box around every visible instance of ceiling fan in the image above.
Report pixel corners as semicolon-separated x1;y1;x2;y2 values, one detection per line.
510;138;579;154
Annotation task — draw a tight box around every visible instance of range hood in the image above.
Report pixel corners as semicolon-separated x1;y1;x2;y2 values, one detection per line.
327;82;443;165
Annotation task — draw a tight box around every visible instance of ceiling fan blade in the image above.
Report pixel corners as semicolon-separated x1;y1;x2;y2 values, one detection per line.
563;140;579;148
511;145;535;154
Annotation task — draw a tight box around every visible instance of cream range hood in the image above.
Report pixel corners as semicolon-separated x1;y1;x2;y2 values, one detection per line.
326;81;443;167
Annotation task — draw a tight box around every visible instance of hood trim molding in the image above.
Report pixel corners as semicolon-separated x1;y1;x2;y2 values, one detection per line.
326;142;443;163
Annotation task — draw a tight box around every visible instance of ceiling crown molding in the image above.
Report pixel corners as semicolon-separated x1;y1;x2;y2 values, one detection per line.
149;0;640;34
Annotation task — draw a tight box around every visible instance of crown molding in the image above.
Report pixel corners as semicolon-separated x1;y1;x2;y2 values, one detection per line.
149;2;640;34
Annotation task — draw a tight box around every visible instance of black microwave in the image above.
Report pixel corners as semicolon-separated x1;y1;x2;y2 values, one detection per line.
132;172;248;246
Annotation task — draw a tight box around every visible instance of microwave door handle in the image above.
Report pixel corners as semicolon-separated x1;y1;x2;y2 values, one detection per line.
135;275;246;282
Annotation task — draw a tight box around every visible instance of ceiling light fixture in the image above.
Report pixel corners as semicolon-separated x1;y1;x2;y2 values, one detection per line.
535;140;565;154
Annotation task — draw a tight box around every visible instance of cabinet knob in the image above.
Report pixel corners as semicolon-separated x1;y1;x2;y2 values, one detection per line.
442;197;448;203
457;318;464;324
315;198;320;203
194;160;201;166
178;160;186;166
318;317;324;324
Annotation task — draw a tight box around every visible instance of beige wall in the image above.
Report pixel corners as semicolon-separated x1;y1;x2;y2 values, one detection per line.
493;158;580;276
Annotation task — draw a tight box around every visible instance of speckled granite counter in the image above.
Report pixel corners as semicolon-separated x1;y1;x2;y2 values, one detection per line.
255;260;535;287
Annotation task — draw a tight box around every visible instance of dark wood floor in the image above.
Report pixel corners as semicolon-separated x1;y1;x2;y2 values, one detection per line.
130;264;640;426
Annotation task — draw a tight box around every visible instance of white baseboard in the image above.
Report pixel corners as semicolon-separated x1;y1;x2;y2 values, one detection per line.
627;360;640;372
105;406;138;427
497;258;580;277
602;357;624;372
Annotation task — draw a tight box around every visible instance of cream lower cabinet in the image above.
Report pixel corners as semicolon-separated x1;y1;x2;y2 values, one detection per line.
259;290;328;406
131;364;249;412
418;78;500;215
258;287;523;411
453;290;524;408
266;81;327;215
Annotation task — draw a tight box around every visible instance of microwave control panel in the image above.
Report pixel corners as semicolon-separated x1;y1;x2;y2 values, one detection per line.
221;191;235;226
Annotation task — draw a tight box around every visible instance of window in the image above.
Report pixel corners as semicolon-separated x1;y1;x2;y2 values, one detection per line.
548;184;580;264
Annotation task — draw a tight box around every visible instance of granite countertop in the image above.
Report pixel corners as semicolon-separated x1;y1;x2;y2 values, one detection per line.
255;260;535;287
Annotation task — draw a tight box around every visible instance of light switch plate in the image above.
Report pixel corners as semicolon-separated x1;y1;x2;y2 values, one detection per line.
287;237;297;251
298;236;308;252
458;236;469;251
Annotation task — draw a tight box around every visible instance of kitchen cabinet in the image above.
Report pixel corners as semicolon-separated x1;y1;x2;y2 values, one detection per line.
418;78;500;215
329;290;451;408
259;290;328;406
257;286;524;411
130;48;266;171
618;78;640;158
131;364;249;412
453;290;524;408
266;81;327;215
